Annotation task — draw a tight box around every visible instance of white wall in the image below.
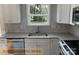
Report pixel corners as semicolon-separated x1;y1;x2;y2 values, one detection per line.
5;4;70;34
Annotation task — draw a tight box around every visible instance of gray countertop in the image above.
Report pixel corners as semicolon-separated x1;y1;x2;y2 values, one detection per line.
0;33;79;40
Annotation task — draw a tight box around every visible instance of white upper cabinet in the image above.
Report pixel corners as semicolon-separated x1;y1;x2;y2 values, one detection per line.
57;4;71;24
2;4;21;23
0;5;6;36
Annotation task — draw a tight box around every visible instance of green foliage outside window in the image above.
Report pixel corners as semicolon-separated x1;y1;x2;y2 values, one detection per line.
31;16;47;22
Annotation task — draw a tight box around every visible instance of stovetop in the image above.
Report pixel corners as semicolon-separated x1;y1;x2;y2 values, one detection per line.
64;40;79;55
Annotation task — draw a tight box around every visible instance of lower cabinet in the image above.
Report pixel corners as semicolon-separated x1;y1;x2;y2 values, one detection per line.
0;38;60;55
7;38;25;55
0;39;7;54
25;39;51;55
25;38;60;55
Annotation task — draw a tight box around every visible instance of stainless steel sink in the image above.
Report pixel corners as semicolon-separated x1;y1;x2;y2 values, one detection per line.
28;33;48;36
26;33;58;39
26;33;48;38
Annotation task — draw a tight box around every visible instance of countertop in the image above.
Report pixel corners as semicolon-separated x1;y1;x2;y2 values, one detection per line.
0;33;78;55
0;33;79;40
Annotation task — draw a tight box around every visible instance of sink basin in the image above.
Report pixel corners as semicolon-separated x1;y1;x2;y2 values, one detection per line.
28;33;48;36
26;33;50;38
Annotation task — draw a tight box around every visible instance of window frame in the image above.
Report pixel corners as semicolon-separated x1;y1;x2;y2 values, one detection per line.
27;4;50;26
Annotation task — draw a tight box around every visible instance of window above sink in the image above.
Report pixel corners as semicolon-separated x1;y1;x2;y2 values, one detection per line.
27;4;50;26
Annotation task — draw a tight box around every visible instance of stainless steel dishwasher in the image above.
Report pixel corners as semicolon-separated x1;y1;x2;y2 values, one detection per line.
7;38;25;55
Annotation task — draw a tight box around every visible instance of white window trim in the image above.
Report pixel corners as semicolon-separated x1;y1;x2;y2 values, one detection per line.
27;4;50;26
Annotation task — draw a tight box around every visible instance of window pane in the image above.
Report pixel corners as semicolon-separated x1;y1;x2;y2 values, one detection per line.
41;5;48;14
30;5;35;14
30;4;48;14
35;4;41;14
30;16;48;23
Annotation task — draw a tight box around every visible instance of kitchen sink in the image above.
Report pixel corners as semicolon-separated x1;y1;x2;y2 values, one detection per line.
26;33;58;39
28;33;48;36
26;33;49;38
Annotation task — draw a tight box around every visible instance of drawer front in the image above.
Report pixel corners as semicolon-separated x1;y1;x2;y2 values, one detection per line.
25;39;49;46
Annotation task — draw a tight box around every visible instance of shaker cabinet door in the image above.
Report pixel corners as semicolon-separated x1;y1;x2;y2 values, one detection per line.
2;4;21;23
57;4;71;24
50;39;60;55
25;39;51;55
0;5;6;36
0;39;7;54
